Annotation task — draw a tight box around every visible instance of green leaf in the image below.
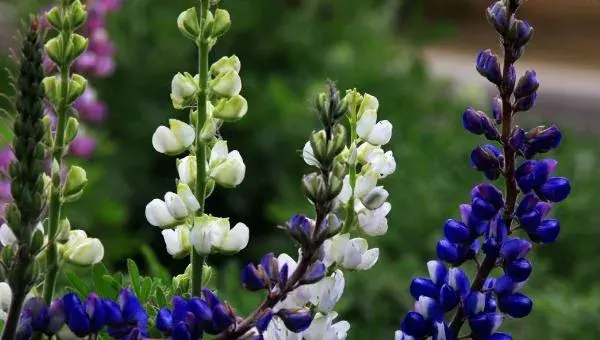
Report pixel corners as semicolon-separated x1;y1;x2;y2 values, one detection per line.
141;245;171;283
140;277;152;302
155;286;168;308
127;259;141;297
103;274;122;294
66;271;89;298
92;263;108;297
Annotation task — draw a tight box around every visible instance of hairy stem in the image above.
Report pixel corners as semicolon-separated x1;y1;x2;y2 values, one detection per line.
342;113;358;234
191;0;210;297
449;45;518;336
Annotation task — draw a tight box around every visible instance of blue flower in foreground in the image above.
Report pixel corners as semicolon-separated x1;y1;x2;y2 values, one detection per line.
156;296;212;340
17;297;65;339
103;289;149;339
63;293;106;337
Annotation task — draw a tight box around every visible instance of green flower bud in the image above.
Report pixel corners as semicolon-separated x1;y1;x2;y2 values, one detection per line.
302;172;327;204
1;246;14;268
202;264;214;285
327;124;346;158
327;174;343;200
203;11;215;39
209;69;242;98
64;117;79;145
332;158;347;179
67;34;88;63
45;36;65;65
205;179;215;199
62;166;87;203
212;9;231;38
45;7;65;31
42;76;61;106
309;130;328;166
30;228;45;255
5;204;21;236
172;273;190;295
170;72;198;109
57;218;71;244
41;116;54;148
212;95;248;122
67;0;87;31
210;55;241;76
67;74;87;104
177;8;200;41
200;117;220;141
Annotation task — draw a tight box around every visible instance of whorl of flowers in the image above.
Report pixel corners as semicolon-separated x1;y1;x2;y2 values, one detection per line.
395;1;570;340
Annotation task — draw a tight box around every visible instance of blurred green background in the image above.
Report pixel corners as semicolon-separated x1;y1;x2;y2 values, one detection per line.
1;0;600;338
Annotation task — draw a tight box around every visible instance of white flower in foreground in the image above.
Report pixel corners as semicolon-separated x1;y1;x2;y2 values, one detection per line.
0;223;44;246
162;225;191;258
209;69;242;97
303;312;350;340
357;201;391;236
336;170;378;204
152;119;195;155
355;95;392;146
177;155;197;185
213;95;248;122
170;72;198;109
365;148;396;178
0;282;12;314
309;270;345;314
145;189;199;227
63;230;104;266
323;234;379;270
208;141;246;188
262;316;301;340
190;216;249;255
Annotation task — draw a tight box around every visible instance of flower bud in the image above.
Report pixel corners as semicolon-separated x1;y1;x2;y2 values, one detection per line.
287;214;314;247
62;166;87;202
177;155;197;186
212;9;231;38
202;10;215;39
242;263;269;291
486;2;509;35
200;117;220;141
171;72;198;109
328;124;347;159
277;309;313;333
57;218;71;244
64;117;79;145
498;293;532;318
67;0;87;30
309;130;328;166
509;128;525;151
177;8;200;41
67;34;89;65
514;70;539;99
443;219;471;244
327;175;343;200
210;70;242;97
302;173;327;204
30;227;45;254
361;186;389;210
152;119;196;155
470;144;504;180
475;49;502;85
65;74;87;104
64;237;104;266
172;273;190;294
45;36;66;65
41;116;54;147
164;192;189;220
210;55;241;76
42;76;61;105
514;92;537;112
491;95;502;124
161;225;191;259
508;19;534;49
209;150;246;188
212;95;248;122
538;177;571;203
299;261;326;285
524;125;561;158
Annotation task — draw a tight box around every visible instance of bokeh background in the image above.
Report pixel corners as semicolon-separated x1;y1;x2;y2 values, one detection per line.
1;0;600;338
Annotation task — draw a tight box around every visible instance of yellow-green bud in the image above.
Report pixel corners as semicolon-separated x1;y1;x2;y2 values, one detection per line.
41;116;54;148
67;0;87;31
30;228;45;255
67;34;88;63
212;9;231;38
64;117;79;145
57;218;72;244
210;55;241;76
62;166;88;203
67;74;87;104
42;76;60;106
177;8;200;41
45;7;64;31
212;95;248;122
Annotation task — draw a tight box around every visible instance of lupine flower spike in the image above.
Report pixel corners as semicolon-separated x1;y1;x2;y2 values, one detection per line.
396;1;571;339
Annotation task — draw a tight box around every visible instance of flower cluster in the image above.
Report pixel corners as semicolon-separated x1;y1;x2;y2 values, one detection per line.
16;289;147;340
396;1;571;339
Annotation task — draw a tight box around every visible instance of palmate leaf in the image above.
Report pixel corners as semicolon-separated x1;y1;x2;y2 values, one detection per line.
127;258;141;297
65;271;90;299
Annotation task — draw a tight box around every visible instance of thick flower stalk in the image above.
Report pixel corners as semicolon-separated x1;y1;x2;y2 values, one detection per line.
396;1;571;339
41;0;104;307
145;0;248;299
0;18;46;340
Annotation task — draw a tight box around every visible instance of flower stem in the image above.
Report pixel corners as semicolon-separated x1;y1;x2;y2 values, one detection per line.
42;30;71;305
342;113;358;234
449;42;519;338
191;0;210;297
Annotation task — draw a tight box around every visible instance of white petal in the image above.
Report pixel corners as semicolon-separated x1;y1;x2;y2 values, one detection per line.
67;238;104;265
210;150;246;187
354;171;378;199
342;238;366;269
356;248;379;270
177;184;200;212
359;94;379;114
162;226;190;258
0;282;12;312
356;142;377;164
331;320;350;340
164;192;189;219
219;222;249;253
356;109;376;141
152;126;180;154
209;140;229;167
302;142;320;167
190;225;213;255
277;253;298;277
366;120;392;146
145;199;176;227
177;156;197;185
0;224;17;246
336;175;352;204
316;270;345;313
169;119;195;148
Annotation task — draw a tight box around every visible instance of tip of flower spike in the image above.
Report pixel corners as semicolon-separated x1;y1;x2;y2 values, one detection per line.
498;293;533;318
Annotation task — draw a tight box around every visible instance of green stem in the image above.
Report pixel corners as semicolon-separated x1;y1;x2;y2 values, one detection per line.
342;118;357;234
191;0;210;297
42;35;71;305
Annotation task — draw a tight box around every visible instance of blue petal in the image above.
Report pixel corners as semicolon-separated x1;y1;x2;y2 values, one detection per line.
120;290;146;326
443;219;472;244
505;258;532;283
494;275;519;297
432;321;453;340
471;198;498;221
426;260;448;287
210;303;234;334
63;293;90;337
462;107;485;135
500;238;532;261
23;297;49;332
400;311;429;338
489;332;513;340
439;284;459;312
498;293;533;318
465;292;486;316
201;288;220;309
448;268;470;300
256;309;274;333
409;277;438;300
300;260;326;285
515;160;548;193
471;183;504;210
414;296;444;322
529;219;560;244
436;238;465;264
539;177;571;203
469;312;503;339
172;296;188;324
278;309;313;333
515;194;539;217
86;293;107;334
172;321;191;340
46;299;65;335
278;263;289;287
103;299;123;326
156;308;173;334
259;252;278;282
242;263;268;291
187;297;213;329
